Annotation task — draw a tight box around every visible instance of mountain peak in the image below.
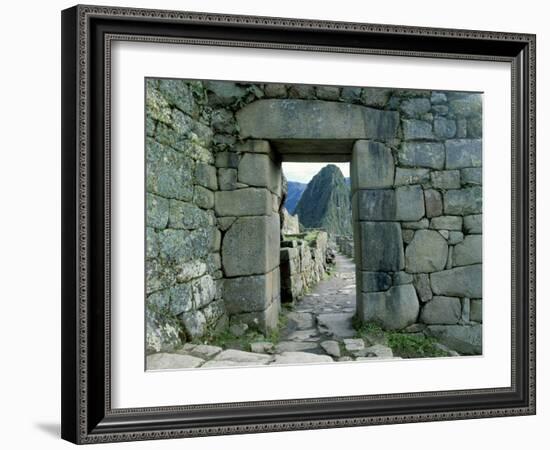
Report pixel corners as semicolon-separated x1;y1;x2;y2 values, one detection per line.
293;165;352;236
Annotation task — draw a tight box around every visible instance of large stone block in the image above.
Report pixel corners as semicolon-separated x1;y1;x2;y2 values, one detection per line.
351;141;395;190
168;199;211;229
158;228;210;264
222;215;280;277
238;153;271;188
405;230;448;273
230;299;280;333
443;187;482;215
358;284;419;330
430;215;463;231
420;296;461;324
236;99;399;140
224;271;275;313
430;264;482;298
353;190;396;221
359;222;404;271
453;235;482;266
398;142;445;169
434;117;457;139
214;188;271;216
424;189;443;218
195;163;218;190
445;139;482;169
396;185;425;221
461;168;482;185
426;324;482;355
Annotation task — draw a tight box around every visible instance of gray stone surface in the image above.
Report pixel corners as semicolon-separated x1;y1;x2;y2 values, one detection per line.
146;193;169;229
222;215;279;277
359;284;420;330
470;300;482;322
461;168;482;185
180;310;207;338
413;273;433;303
398;142;445;169
191;274;216;308
218;168;237;190
224;272;275;313
271;352;333;365
176;260;207;283
275;341;318;353
147;353;204;370
359;222;405;271
180;343;222;359
193;186;214;209
400;98;431;117
431;170;461;189
214;188;271;216
405;230;448;273
317;313;356;338
430;264;482;298
195;163;218;190
353;190;396;221
146;139;194;201
250;341;275;353
464;214;483;233
320;340;341;357
205;81;247;106
351;141;395;189
445;139;482;169
444;187;482;215
394;168;430;186
362;344;394;358
206;349;272;366
215;151;240;168
237;99;399;140
434;117;456;138
238;153;271;188
361;88;392;107
316;85;341;101
159;228;210;264
361;271;392;292
426;324;482;354
448;231;464;245
453;235;482;266
420;296;461;324
430;215;463;231
401;218;429;229
424;189;443;218
343;338;365;352
168;199;211;229
402;119;434;140
395;185;425;221
393;271;414;285
169;283;193;315
230;300;280;333
264;83;287;98
448;94;482;117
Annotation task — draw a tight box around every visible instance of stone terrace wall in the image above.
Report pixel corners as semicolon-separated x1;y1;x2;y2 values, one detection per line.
280;231;329;303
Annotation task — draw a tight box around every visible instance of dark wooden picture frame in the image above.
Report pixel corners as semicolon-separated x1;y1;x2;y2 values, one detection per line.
61;4;536;444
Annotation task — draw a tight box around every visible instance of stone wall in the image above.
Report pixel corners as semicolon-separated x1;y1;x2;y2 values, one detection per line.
145;79;225;354
350;91;482;353
280;231;329;303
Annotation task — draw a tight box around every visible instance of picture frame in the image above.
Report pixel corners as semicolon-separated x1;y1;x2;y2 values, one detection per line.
61;4;536;444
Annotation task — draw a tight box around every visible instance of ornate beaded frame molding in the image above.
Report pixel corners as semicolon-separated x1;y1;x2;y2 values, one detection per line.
61;4;536;444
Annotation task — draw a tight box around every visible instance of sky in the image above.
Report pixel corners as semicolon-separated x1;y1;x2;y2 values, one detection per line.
282;162;350;184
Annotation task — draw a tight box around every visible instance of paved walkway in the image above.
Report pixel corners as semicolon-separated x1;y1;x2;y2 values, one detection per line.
147;251;399;370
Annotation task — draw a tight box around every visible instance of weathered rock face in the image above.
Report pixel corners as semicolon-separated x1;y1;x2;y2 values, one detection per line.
405;230;448;273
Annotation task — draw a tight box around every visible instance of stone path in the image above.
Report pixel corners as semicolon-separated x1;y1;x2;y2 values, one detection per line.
147;251;402;370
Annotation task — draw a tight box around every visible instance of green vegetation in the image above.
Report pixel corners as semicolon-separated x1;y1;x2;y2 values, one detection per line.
352;318;448;358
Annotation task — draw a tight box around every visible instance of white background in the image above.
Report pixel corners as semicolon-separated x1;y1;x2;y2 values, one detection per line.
113;42;510;408
0;0;546;449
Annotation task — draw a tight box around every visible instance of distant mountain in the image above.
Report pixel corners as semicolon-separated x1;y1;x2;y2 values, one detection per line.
284;181;307;214
294;165;352;236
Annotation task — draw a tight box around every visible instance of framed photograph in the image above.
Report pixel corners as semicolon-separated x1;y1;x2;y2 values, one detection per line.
61;4;536;444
